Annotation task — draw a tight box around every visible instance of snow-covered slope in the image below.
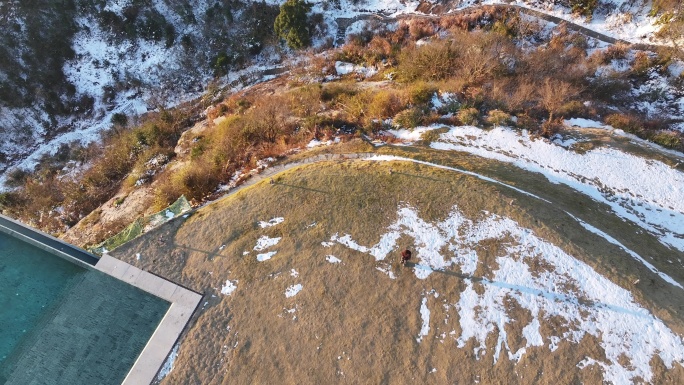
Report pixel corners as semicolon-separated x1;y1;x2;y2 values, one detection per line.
0;0;675;178
0;0;283;175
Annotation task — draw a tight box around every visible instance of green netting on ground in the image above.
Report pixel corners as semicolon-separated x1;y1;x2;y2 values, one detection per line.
89;196;191;255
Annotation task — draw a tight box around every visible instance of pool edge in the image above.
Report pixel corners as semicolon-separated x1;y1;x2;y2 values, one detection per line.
96;254;202;385
0;214;98;269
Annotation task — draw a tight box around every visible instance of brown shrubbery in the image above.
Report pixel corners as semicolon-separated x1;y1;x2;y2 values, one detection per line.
5;11;684;239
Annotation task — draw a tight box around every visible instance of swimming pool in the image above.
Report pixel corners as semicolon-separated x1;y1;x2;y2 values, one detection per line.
0;230;170;384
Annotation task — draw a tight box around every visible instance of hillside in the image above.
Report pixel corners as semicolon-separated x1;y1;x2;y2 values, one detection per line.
111;149;684;384
0;0;682;177
1;2;684;383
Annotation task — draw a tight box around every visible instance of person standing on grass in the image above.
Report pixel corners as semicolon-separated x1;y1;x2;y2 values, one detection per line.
401;249;411;266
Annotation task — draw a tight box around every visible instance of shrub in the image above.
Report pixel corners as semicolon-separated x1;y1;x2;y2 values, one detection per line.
394;108;424;129
457;107;479;125
650;131;682;149
631;51;653;77
0;192;19;209
5;168;29;188
558;100;586;117
514;113;539;132
367;90;406;120
540;118;564;138
604;114;643;135
111;112;128;128
420;127;448;143
407;82;437;107
599;43;630;64
570;0;598;18
486;109;511;126
397;40;459;82
321;83;357;103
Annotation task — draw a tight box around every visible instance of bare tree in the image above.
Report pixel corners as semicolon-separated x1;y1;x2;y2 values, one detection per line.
538;78;581;122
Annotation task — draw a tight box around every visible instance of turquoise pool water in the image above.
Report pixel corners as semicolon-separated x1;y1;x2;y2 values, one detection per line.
0;232;84;368
0;231;170;384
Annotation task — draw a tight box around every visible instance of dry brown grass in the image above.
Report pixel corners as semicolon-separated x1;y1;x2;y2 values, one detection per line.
111;153;684;385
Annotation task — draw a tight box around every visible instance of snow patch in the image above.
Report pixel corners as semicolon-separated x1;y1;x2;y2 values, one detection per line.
254;235;281;251
285;284;303;298
326;255;342;264
259;217;284;228
307;139;334;148
417;297;430;343
221;280;238;296
257;251;277;262
431;126;684;253
332;204;684;383
156;343;179;381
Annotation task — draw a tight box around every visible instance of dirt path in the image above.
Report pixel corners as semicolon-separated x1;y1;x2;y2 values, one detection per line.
334;3;662;50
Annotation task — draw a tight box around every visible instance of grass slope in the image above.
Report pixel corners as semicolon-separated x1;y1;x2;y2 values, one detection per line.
112;155;684;384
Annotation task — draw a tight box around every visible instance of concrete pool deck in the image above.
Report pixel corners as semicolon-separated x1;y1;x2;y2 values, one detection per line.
96;254;202;385
0;214;202;384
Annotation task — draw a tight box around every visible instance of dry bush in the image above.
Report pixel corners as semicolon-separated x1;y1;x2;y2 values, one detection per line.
538;78;582;122
239;94;294;144
175;160;223;201
454;30;515;86
540;117;565;138
320;83;358;103
288;84;323;118
393;107;424;129
407;19;437;41
19;176;64;224
367;90;407;120
337;90;374;125
458;107;479;125
489;79;538;114
439;6;512;33
598;43;630;64
604;113;643;135
652;0;683;14
486;109;512;126
368;36;393;58
520;28;593;84
406;82;437;106
397;40;459;82
387;22;410;46
630;51;653;77
650;130;683;149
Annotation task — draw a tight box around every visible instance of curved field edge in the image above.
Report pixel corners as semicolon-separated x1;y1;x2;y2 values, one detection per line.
111;159;684;384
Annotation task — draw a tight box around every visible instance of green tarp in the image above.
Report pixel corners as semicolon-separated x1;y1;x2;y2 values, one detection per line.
89;195;191;255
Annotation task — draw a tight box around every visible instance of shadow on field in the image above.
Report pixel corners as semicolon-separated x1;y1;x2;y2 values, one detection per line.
274;181;329;194
408;263;650;318
170;243;228;260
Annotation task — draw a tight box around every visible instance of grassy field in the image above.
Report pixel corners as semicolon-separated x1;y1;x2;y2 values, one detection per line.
112;152;684;384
